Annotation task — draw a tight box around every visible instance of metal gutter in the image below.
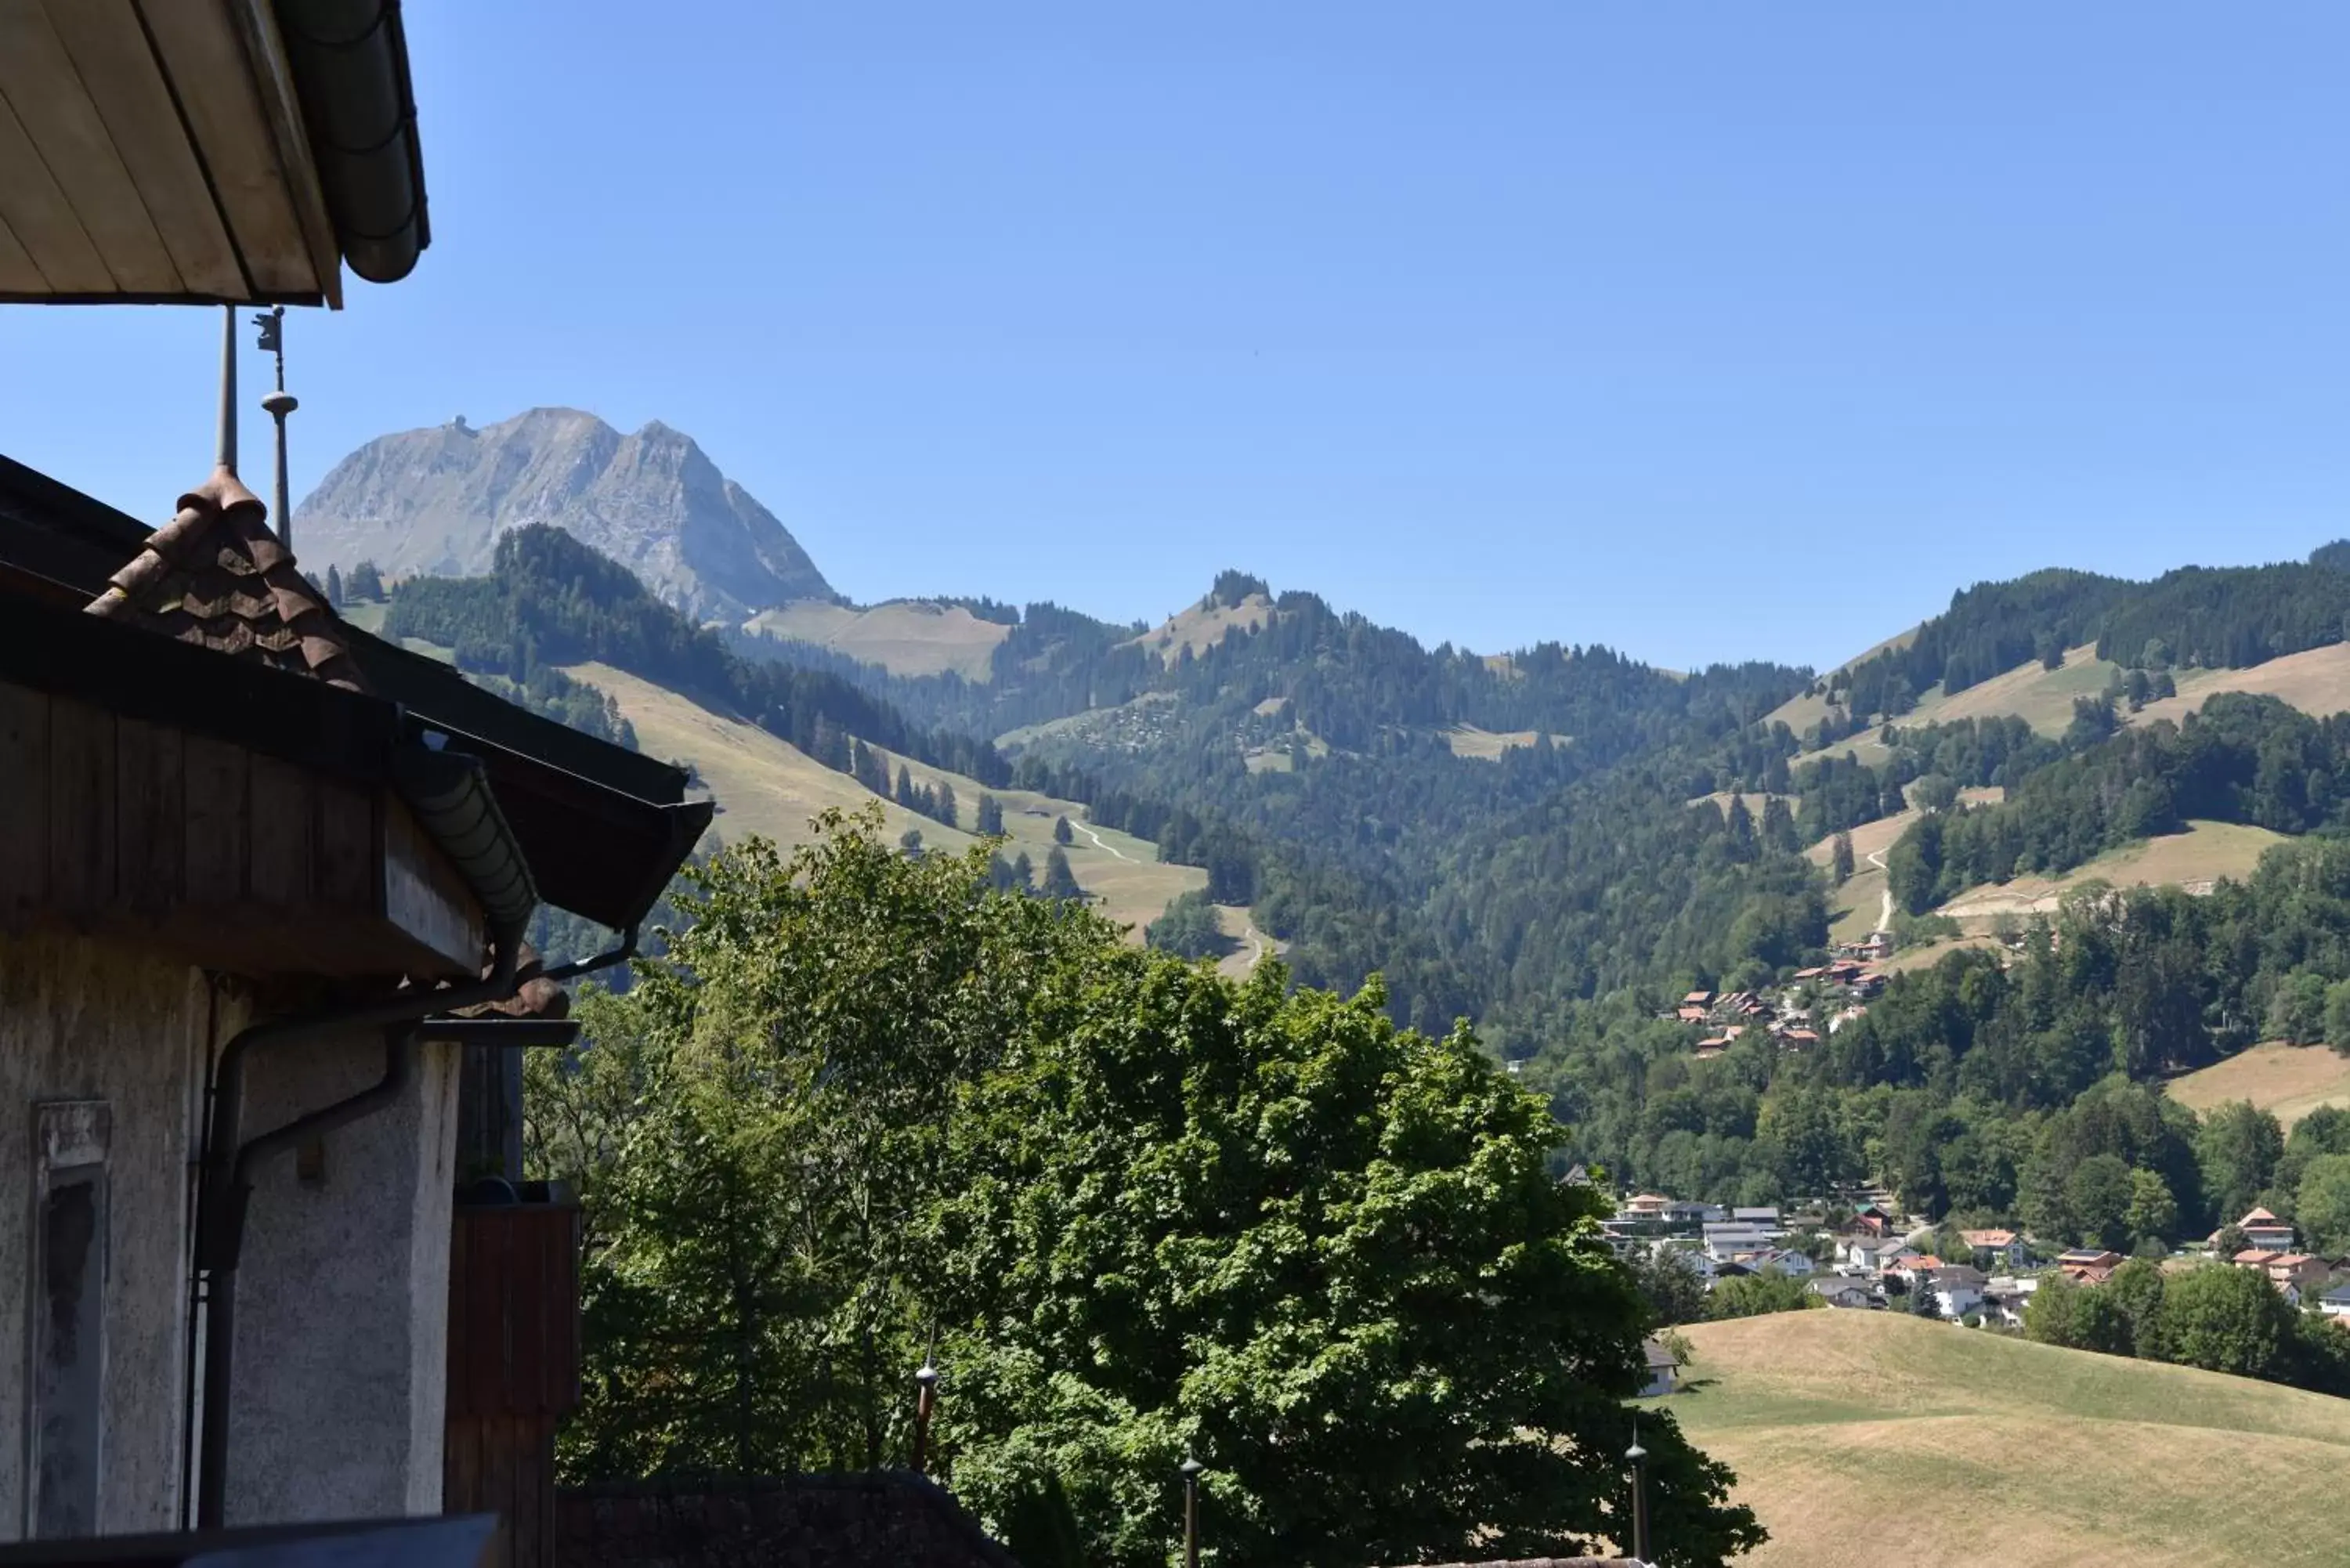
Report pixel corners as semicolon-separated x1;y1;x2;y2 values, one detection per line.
273;0;430;285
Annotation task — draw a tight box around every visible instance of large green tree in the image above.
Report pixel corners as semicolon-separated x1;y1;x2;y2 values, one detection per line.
934;957;1761;1568
530;813;1762;1567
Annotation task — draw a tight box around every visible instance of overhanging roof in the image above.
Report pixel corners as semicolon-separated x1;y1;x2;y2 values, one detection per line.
0;0;430;307
0;453;710;930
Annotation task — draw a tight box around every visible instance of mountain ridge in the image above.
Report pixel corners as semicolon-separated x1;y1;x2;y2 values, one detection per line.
294;406;834;620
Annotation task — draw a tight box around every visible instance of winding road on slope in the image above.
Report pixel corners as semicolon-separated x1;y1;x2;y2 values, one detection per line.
1078;818;1271;970
1073;822;1133;862
1867;847;1895;931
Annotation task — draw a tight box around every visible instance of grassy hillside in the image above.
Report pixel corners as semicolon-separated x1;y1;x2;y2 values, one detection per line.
2168;1041;2350;1128
1443;724;1542;760
1667;1310;2350;1568
1937;819;2287;929
1778;638;2350;751
1130;591;1273;660
565;662;1210;938
744;599;1011;680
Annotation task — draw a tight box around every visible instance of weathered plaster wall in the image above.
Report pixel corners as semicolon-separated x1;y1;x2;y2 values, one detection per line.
0;930;231;1541
226;1033;462;1524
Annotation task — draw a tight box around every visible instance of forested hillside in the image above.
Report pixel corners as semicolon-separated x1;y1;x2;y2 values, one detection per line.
1797;544;2350;748
391;526;2350;1253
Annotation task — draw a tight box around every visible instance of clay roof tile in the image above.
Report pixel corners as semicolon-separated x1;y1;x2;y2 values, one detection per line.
85;467;368;692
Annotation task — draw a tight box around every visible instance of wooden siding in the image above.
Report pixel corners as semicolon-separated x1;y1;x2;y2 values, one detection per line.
446;1203;582;1568
0;678;482;976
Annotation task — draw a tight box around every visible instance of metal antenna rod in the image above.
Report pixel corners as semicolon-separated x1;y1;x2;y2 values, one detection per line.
255;306;298;550
215;305;238;475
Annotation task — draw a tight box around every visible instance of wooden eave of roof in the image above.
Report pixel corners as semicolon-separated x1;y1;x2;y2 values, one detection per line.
0;588;704;933
0;0;343;305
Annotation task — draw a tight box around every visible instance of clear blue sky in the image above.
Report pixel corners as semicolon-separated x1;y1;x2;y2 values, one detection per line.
5;2;2349;671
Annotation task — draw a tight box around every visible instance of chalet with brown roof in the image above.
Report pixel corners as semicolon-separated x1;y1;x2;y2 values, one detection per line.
1961;1228;2026;1271
0;446;708;1547
2251;1252;2331;1303
2214;1206;2298;1253
1683;988;1716;1008
2057;1248;2125;1284
1780;1028;1820;1050
1675;1005;1708;1023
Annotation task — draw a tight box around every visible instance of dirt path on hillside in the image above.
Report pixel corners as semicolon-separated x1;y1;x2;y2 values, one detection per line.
1868;848;1894;931
1075;821;1136;862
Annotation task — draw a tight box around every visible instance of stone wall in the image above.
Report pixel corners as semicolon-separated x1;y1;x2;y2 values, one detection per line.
552;1476;1020;1568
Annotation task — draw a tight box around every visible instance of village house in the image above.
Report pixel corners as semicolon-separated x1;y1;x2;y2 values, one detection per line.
0;450;707;1545
2243;1251;2331;1304
1980;1274;2040;1328
1809;1277;1882;1309
2057;1248;2126;1285
1638;1339;1679;1398
1924;1265;1989;1320
1838;1230;1911;1274
0;23;710;1556
2214;1206;2298;1253
1960;1228;2028;1272
2319;1284;2350;1321
1620;1192;1674;1223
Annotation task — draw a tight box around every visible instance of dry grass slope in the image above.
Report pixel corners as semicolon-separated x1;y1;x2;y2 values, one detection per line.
563;662;1209;939
1667;1310;2350;1568
2167;1041;2350;1128
1130;593;1273;660
1937;820;2287;929
743;599;1012;681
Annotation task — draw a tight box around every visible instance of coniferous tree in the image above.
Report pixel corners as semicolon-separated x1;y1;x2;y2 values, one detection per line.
1042;845;1083;901
1054;815;1074;846
326;563;344;605
975;793;1005;836
348;558;385;601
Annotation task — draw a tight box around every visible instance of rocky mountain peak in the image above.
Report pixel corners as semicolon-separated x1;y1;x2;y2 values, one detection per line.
291;407;833;620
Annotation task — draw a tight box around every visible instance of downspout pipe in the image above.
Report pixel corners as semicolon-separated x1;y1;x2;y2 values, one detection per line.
190;928;639;1526
193;927;525;1528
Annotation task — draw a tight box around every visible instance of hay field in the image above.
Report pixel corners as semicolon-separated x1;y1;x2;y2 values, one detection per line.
744;599;1011;681
563;662;1208;939
1667;1310;2350;1568
1130;593;1272;660
2135;643;2350;727
1444;725;1543;760
1937;820;2287;928
2167;1042;2350;1128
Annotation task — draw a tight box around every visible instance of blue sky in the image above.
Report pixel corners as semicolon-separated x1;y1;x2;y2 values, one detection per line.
5;2;2349;671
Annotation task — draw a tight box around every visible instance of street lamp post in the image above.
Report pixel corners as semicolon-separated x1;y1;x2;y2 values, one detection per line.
1180;1454;1203;1568
911;1354;940;1476
1625;1422;1651;1564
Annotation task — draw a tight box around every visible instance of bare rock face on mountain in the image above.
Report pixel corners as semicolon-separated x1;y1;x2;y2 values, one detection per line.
292;407;833;619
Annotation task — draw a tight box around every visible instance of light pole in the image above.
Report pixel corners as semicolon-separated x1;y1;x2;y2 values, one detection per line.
1625;1421;1651;1564
910;1353;939;1476
252;306;297;549
1180;1454;1203;1568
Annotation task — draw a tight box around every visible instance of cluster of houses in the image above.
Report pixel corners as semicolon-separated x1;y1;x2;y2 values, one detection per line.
1614;1190;2350;1335
1670;958;1888;1059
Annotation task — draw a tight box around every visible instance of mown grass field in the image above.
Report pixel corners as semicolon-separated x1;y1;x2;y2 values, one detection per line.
1774;638;2350;754
743;599;1012;681
1937;819;2287;928
1444;724;1543;760
1666;1310;2350;1568
2167;1041;2350;1128
564;662;1211;940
